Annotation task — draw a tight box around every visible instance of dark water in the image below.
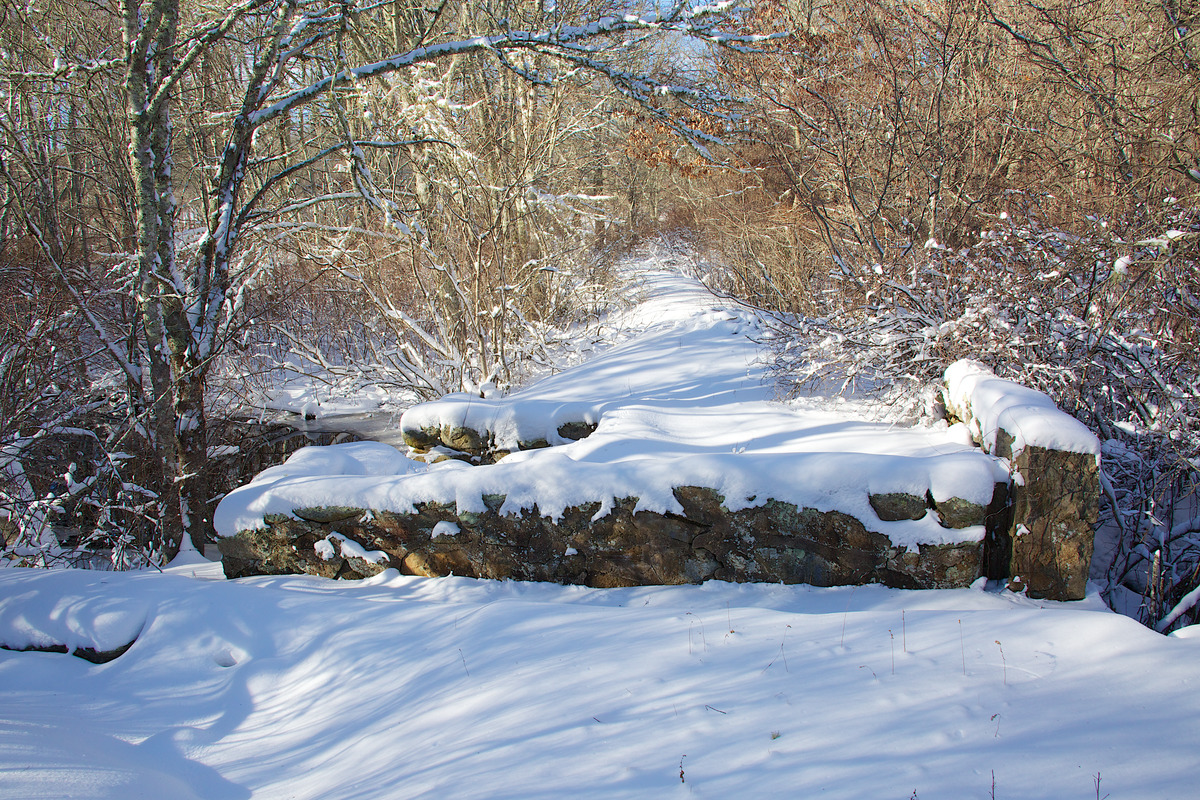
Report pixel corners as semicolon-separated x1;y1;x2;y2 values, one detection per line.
277;410;408;447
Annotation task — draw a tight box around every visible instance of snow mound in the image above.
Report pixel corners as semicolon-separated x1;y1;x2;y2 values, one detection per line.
1;567;1198;798
0;570;147;655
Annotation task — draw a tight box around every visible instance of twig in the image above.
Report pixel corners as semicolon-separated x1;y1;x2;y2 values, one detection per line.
761;624;791;674
458;647;470;677
959;620;966;676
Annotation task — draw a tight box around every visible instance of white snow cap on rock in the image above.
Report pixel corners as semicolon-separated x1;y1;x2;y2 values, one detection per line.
944;360;1100;458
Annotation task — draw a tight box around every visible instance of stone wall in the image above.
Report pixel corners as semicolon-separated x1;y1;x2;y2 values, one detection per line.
943;361;1101;600
219;364;1099;600
401;418;597;464
219;486;989;590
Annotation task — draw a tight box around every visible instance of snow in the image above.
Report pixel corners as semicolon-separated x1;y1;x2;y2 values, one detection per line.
1;566;1198;799
315;533;390;564
330;533;388;563
260;373;400;418
3;246;1193;798
220;264;1006;551
263;440;422;480
944;360;1101;459
313;537;336;560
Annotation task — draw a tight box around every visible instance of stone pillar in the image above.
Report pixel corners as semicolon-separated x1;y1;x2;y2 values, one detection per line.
996;435;1099;601
944;361;1100;601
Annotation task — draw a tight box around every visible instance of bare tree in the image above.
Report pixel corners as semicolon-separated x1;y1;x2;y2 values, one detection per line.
2;0;763;557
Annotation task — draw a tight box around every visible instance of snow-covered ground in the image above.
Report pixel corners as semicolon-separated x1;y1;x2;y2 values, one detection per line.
1;560;1198;799
3;251;1196;798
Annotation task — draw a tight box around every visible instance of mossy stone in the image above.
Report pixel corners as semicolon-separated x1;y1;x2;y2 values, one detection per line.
869;492;928;522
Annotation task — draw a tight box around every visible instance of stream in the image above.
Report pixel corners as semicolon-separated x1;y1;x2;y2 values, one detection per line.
274;410;409;448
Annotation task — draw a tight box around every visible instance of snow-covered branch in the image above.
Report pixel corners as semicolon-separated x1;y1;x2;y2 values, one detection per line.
248;9;766;128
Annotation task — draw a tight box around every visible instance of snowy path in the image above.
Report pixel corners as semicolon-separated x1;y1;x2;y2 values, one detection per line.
400;264;978;460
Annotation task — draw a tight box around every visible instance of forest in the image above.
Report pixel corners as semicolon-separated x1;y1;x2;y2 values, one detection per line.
1;0;1198;633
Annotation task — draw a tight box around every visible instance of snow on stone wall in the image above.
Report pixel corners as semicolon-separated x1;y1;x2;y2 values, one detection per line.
943;360;1100;600
944;359;1101;460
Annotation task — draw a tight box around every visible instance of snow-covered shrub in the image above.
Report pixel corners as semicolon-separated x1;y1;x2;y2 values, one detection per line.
223;228;620;408
1;408;161;571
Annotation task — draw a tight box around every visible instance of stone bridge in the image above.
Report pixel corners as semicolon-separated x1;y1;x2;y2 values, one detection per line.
218;361;1098;600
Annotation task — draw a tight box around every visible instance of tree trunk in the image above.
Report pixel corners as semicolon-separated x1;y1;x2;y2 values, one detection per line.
123;0;187;558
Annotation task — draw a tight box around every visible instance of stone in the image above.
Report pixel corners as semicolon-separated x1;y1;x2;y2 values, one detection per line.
942;364;1100;601
0;639;137;664
868;492;928;522
402;417;591;463
428;449;474;464
401;426;441;452
293;506;365;524
1004;443;1097;601
557;421;598;441
442;425;485;455
221;486;983;590
931;497;987;529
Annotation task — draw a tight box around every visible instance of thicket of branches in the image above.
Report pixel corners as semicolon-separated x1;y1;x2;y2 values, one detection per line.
699;0;1200;631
